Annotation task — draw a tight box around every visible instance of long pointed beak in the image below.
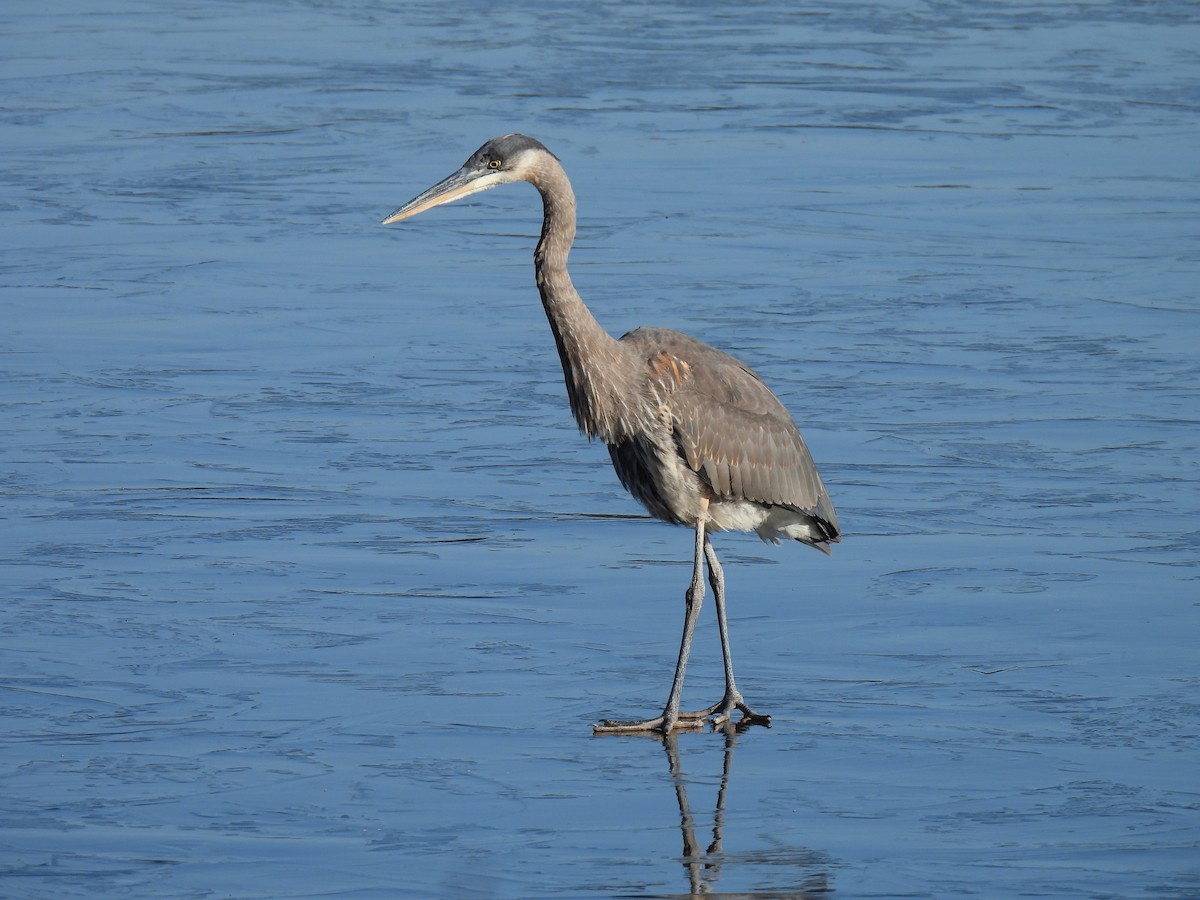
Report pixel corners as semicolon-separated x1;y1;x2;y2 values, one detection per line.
381;166;501;225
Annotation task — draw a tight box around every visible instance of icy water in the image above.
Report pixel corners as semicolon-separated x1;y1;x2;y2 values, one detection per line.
3;1;1199;897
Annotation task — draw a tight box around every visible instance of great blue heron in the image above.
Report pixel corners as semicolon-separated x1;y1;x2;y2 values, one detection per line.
382;134;839;734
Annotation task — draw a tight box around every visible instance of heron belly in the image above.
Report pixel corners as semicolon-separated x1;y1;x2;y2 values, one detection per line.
706;497;776;536
606;432;705;527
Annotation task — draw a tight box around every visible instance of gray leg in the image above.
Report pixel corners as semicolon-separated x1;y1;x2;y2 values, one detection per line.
701;537;770;728
707;538;737;698
593;513;710;734
659;516;709;729
672;538;771;729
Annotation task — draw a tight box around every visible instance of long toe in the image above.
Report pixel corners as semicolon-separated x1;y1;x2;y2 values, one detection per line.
592;714;706;735
678;700;723;721
732;701;772;729
684;693;772;730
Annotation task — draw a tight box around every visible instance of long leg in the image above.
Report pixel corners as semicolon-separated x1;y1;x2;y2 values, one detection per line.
593;508;711;734
705;537;770;727
677;537;771;728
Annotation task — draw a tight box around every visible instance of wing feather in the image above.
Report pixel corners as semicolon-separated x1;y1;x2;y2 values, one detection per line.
620;326;833;518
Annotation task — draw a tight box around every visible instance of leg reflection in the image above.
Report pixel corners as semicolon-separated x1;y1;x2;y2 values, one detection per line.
662;729;724;894
660;727;831;897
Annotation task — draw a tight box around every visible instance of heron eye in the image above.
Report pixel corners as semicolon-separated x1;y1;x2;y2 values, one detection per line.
487;159;502;169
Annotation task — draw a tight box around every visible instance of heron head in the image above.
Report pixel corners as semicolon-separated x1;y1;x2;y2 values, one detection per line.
381;133;556;225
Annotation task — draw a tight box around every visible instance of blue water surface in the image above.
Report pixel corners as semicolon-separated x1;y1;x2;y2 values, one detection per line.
2;1;1198;897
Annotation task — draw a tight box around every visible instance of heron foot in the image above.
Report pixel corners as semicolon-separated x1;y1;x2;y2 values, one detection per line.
592;712;707;735
592;694;771;735
681;692;772;731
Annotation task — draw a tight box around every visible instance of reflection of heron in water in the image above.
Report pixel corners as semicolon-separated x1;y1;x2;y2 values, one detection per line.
662;729;832;896
383;134;839;734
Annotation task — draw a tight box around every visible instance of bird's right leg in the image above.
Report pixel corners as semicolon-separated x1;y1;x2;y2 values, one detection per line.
593;511;710;734
684;536;771;729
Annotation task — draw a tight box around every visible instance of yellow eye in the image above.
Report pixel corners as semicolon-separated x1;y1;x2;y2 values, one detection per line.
487;159;502;169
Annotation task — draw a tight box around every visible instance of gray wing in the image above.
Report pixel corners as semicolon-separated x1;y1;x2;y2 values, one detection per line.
620;327;834;520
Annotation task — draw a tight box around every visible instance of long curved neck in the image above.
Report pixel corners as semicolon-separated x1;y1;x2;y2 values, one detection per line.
530;157;633;441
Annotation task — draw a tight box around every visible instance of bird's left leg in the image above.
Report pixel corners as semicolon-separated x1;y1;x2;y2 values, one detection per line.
678;537;771;729
593;510;710;734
